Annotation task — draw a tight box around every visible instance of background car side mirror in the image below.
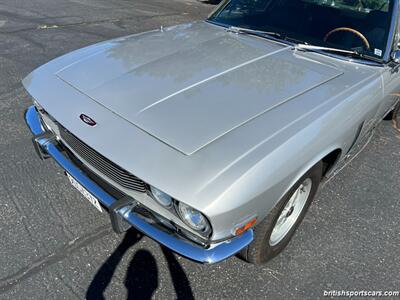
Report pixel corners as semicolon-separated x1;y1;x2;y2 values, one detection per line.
391;50;400;63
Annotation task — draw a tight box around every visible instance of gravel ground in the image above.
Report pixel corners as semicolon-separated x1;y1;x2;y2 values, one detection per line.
0;0;399;299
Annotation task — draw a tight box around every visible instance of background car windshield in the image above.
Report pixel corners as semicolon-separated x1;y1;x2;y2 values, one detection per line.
209;0;394;59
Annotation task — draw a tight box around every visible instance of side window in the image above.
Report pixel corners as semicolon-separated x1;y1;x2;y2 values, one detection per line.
388;5;400;56
394;12;400;51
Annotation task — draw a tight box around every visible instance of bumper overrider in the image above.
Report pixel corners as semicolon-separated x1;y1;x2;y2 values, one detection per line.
24;105;253;264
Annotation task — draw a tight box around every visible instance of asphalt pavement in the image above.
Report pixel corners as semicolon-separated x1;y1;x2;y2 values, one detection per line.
0;0;399;299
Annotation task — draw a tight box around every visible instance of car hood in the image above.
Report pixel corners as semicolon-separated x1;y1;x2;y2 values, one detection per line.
51;22;343;155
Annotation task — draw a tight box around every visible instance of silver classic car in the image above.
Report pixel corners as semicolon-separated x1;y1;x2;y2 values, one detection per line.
24;0;400;264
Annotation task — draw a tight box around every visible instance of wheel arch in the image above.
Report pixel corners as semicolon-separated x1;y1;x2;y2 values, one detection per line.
277;146;344;208
321;148;342;177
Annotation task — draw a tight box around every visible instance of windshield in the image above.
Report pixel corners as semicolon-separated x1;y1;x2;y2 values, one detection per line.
208;0;394;59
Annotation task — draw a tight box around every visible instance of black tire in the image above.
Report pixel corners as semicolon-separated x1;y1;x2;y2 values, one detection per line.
239;161;322;265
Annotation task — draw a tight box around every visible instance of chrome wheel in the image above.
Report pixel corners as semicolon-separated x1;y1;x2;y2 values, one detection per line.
269;178;312;246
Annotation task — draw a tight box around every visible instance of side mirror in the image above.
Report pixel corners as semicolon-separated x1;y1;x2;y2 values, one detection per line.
392;50;400;63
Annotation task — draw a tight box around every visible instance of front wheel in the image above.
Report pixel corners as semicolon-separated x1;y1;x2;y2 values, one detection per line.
239;162;322;264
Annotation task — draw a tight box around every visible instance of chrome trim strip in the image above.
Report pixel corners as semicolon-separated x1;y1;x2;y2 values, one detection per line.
24;105;253;264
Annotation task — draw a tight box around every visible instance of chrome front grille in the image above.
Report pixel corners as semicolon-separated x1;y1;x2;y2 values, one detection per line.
59;127;147;193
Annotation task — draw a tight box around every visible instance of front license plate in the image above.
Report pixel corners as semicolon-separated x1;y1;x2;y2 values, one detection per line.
67;173;103;213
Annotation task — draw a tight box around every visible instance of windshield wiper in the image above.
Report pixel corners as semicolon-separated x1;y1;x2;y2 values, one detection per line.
226;26;285;42
295;44;381;63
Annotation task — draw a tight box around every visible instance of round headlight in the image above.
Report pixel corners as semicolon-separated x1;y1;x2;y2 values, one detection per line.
150;186;173;207
177;202;210;232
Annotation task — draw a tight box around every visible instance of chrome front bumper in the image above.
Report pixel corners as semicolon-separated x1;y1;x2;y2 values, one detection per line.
25;105;253;264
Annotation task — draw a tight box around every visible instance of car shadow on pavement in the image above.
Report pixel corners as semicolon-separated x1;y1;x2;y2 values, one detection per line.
86;229;194;300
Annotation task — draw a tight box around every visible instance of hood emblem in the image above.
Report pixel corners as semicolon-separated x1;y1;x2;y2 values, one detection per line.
80;114;97;126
